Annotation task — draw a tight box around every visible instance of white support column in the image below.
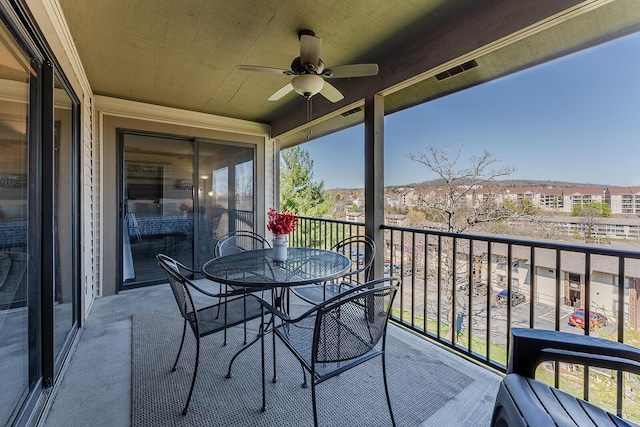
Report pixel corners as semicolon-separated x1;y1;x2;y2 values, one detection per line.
364;94;385;279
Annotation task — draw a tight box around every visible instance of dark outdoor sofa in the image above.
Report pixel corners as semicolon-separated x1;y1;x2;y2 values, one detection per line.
491;328;640;427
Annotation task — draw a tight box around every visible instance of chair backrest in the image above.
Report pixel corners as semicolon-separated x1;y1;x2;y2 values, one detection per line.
215;230;271;257
331;236;375;283
313;277;398;364
157;254;197;324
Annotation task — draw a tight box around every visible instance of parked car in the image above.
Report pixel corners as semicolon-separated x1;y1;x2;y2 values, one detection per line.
494;290;526;307
568;309;608;330
458;282;488;297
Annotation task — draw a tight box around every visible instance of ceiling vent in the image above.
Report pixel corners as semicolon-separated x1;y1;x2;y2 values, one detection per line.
341;106;362;117
435;60;478;81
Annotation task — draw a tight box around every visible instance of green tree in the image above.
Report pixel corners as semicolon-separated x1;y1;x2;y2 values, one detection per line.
280;146;334;217
504;198;537;215
571;201;611;242
406;210;426;228
280;146;336;247
571;200;611;217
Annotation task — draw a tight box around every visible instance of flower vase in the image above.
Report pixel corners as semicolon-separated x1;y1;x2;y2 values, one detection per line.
272;235;288;262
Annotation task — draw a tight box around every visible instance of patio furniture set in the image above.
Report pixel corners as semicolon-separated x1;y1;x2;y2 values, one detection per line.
155;231;640;427
157;232;399;426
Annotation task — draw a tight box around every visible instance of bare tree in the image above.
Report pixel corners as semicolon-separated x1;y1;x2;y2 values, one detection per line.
407;146;532;343
408;146;522;233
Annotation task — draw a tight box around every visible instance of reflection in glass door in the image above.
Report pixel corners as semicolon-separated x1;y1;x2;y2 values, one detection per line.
196;141;254;267
122;133;194;286
0;20;33;426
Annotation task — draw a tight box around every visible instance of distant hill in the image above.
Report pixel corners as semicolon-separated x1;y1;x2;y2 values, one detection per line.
326;179;619;191
393;179;608;189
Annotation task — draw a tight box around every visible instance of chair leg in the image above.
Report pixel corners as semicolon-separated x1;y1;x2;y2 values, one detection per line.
261;308;267;412
301;365;308;388
223;295;228;346
172;320;187;372
272;325;278;383
311;380;319;427
226;315;272;379
381;352;396;427
182;335;200;415
243;296;248;344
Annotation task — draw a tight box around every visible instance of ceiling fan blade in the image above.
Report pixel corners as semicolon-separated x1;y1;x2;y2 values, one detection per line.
237;65;291;75
300;34;322;68
324;63;379;78
319;81;344;103
268;83;294;101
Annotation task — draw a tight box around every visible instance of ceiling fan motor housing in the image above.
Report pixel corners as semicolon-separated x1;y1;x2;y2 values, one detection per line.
291;57;325;74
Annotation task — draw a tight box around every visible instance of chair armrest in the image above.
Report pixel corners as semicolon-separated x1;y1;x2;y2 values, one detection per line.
508;328;640;378
255;296;291;321
172;258;200;275
186;279;268;299
284;276;401;324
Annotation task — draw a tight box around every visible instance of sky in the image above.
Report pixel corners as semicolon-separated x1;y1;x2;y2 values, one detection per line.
297;31;640;190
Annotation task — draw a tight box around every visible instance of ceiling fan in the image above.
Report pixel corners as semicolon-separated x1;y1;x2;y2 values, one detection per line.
237;30;379;103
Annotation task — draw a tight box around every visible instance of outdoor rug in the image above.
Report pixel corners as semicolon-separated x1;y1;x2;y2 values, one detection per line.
131;309;473;427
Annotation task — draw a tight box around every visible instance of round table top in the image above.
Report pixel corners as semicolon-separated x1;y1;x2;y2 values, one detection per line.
201;247;352;288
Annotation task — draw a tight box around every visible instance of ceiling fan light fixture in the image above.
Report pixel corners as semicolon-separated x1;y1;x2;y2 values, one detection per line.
291;74;324;99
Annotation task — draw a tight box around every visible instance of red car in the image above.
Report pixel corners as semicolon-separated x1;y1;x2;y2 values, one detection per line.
568;309;608;330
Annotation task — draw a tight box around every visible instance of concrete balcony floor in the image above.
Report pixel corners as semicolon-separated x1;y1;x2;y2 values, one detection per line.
41;284;501;426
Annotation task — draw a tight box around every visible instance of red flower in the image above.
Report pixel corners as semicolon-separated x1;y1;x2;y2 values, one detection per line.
267;208;298;236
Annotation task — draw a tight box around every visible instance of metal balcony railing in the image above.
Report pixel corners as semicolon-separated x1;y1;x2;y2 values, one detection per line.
290;215;640;421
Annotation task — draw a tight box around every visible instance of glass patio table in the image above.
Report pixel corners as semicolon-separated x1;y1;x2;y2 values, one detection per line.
201;247;352;384
201;247;352;292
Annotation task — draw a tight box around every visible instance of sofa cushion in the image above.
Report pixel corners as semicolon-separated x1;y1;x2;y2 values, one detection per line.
0;251;28;307
0;251;11;289
493;373;638;427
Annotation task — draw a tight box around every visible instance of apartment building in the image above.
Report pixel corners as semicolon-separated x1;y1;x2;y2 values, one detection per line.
606;186;640;215
564;187;606;211
540;216;640;240
392;185;640;215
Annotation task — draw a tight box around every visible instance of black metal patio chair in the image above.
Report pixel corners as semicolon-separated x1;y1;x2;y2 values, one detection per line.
157;253;263;415
258;276;400;427
491;328;640;427
215;230;271;343
215;230;271;257
291;235;375;304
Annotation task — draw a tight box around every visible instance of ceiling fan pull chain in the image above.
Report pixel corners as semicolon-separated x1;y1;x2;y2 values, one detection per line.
306;97;312;140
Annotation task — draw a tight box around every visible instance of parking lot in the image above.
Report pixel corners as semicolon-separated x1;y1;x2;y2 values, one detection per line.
394;274;617;347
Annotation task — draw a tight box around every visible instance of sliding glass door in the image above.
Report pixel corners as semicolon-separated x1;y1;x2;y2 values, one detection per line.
120;132;255;288
0;19;32;426
0;11;79;425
